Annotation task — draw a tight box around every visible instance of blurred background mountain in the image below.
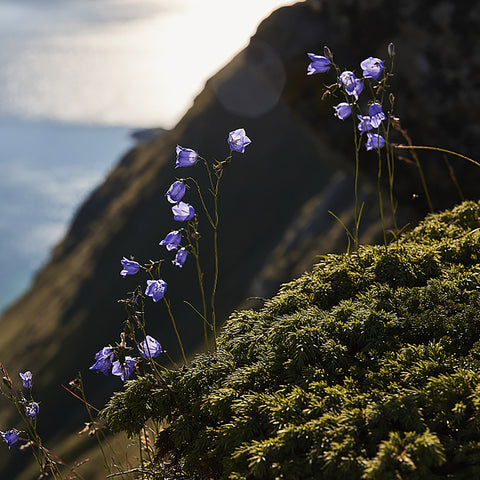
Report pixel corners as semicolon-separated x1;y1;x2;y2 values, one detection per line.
2;0;480;478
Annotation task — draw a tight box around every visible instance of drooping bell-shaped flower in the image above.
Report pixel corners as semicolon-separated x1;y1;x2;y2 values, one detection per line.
145;279;167;302
175;145;198;167
1;430;19;449
333;102;351;120
112;357;136;381
172;202;195;221
159;230;181;251
228;128;251;153
166;181;186;204
366;133;385;151
139;335;163;359
357;115;374;133
360;56;384;80
173;247;187;268
306;53;331;75
339;71;363;99
368;103;386;128
19;371;32;389
120;258;140;277
89;346;114;375
25;402;39;419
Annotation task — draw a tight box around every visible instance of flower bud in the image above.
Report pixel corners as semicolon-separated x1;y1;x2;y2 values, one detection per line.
388;42;395;58
323;45;333;61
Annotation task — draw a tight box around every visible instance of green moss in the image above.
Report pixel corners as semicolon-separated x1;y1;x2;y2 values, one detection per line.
102;201;480;479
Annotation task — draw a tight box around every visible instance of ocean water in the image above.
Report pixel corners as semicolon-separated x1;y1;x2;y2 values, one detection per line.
0;119;133;312
0;0;298;312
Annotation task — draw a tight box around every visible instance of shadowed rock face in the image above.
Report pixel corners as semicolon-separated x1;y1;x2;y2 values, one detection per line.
1;1;479;477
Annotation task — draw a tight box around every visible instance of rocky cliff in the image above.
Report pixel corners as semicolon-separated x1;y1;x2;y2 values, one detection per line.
1;0;480;477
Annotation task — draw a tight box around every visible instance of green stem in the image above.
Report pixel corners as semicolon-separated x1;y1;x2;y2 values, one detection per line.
352;109;361;251
77;373;112;475
377;148;387;248
211;182;220;350
384;120;398;236
187;176;214;227
193;237;209;351
393;142;433;213
394;144;480;168
163;298;187;365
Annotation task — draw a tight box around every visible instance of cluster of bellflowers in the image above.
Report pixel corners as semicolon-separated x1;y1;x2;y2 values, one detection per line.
1;370;40;450
89;128;251;380
307;44;395;151
89;336;163;381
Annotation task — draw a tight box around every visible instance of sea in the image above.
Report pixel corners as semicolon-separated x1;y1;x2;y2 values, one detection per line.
0;0;298;313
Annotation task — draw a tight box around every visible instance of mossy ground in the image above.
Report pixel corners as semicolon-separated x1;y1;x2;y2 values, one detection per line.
103;201;480;479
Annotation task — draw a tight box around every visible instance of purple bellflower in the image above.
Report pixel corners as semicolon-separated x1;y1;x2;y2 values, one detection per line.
173;247;187;268
112;357;135;381
19;371;32;389
339;71;364;100
166;181;186;204
357;115;374;133
89;346;114;375
360;57;384;80
159;230;181;251
1;430;19;449
139;335;162;359
368;103;386;128
145;279;167;302
333;102;351;120
120;258;140;277
307;53;331;75
25;402;39;419
176;145;198;168
172;202;195;221
366;133;385;151
228;128;251;153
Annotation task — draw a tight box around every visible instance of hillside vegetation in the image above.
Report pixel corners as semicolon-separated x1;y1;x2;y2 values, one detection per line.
104;201;480;479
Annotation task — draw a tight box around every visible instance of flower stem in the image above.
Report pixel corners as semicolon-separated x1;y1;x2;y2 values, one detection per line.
210;173;221;350
193;237;209;351
163;298;187;365
392;139;434;213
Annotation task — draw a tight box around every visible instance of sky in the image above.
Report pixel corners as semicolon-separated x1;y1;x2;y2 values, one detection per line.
0;0;300;128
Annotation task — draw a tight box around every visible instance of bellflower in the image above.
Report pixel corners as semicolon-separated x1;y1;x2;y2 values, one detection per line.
307;53;331;75
368;103;386;128
25;402;39;419
173;247;187;268
139;335;162;359
145;279;167;302
166;181;186;204
339;71;363;99
172;202;195;221
120;258;140;277
360;56;384;80
333;102;351;120
89;346;114;375
19;371;32;389
228;128;251;153
366;133;385;151
357;115;374;133
159;230;181;251
112;357;135;381
1;430;19;449
176;145;198;168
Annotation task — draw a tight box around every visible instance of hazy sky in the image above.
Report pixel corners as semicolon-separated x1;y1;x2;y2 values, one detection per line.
0;0;300;128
